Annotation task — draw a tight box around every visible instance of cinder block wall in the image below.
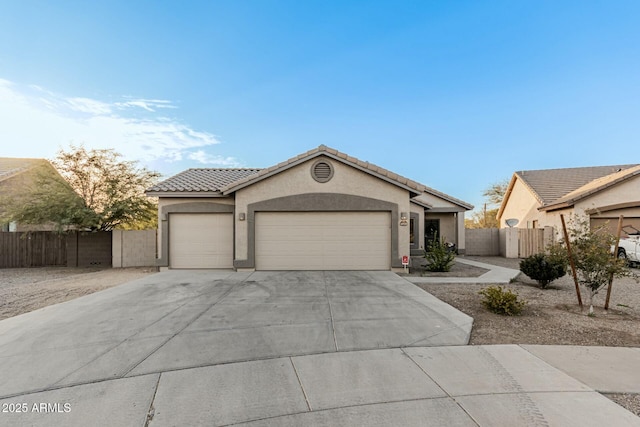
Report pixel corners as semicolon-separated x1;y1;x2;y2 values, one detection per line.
112;230;157;268
465;228;500;256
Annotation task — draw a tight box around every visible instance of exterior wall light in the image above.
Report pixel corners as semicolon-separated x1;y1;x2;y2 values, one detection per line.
239;213;246;221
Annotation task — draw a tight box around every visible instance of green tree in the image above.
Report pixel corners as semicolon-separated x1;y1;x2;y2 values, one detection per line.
466;179;509;229
563;218;632;314
3;145;160;231
482;179;510;206
466;206;500;229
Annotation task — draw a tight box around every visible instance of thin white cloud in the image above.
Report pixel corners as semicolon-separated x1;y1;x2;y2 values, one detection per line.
188;150;240;166
115;99;178;112
0;78;239;170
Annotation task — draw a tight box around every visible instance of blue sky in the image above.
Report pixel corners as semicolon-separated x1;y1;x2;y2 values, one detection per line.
1;1;639;211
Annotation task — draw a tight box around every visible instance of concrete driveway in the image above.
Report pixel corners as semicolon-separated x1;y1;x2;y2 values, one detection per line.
0;271;638;426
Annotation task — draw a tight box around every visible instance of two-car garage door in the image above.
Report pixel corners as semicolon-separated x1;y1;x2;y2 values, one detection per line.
168;211;391;270
255;212;391;270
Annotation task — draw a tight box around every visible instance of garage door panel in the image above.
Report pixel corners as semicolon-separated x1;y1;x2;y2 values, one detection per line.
256;212;391;270
170;213;233;269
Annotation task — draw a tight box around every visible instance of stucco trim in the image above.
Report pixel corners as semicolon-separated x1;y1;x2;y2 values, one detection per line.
234;193;402;269
157;202;234;267
585;201;640;215
425;207;468;213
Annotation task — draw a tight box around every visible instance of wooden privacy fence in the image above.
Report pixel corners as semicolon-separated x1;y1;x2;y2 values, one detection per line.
0;232;67;268
518;228;545;258
0;231;115;268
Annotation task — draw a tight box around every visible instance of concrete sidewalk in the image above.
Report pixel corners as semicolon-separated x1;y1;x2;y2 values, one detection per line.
0;345;638;426
406;257;521;284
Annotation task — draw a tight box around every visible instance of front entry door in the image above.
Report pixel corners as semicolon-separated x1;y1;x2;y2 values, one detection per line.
425;219;440;248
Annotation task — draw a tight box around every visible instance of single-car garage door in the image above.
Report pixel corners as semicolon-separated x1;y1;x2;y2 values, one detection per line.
255;212;391;270
169;213;233;268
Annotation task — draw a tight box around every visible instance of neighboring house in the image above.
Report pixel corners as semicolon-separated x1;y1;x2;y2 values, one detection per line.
497;164;640;236
146;145;473;271
0;158;61;232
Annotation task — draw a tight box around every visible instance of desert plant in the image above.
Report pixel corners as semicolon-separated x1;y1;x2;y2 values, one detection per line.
519;252;567;288
479;285;526;316
563;217;632;314
423;234;455;272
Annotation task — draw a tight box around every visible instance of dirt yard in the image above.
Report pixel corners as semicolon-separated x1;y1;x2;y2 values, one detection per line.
0;267;157;320
415;255;640;416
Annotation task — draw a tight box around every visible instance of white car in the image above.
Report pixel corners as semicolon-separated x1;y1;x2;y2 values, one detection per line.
616;226;640;267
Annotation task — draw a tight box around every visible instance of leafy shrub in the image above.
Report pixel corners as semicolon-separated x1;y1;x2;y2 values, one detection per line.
564;218;633;314
424;234;455;272
479;285;526;316
519;253;567;288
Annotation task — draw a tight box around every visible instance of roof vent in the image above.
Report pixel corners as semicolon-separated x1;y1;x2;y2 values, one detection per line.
311;160;334;183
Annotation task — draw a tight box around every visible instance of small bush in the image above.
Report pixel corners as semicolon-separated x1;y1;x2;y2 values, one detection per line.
519;253;567;289
479;285;526;316
424;234;456;272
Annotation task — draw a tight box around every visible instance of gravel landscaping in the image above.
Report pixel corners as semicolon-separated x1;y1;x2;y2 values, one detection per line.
0;267;157;320
415;255;640;416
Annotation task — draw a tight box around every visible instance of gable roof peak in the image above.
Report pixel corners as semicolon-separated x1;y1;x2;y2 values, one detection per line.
514;164;638;205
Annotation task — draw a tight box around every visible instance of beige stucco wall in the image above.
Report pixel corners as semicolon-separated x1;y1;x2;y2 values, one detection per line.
234;156;411;261
413;192;460;209
500;178;546;228
573;176;640;218
503;175;640;236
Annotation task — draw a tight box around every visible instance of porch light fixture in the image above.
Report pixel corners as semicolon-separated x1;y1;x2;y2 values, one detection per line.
239;213;246;221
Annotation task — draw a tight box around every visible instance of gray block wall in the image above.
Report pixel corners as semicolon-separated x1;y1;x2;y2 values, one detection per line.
465;228;500;256
112;230;157;268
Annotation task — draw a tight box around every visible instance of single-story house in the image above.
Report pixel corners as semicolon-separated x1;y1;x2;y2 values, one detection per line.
146;145;473;271
0;157;62;232
497;164;640;236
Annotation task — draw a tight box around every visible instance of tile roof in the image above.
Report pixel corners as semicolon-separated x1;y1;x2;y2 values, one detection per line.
146;168;262;193
146;146;473;210
515;164;638;205
0;158;48;182
541;164;640;210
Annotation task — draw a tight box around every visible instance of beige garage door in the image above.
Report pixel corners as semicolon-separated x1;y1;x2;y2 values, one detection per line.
169;213;233;268
255;212;391;270
591;217;640;237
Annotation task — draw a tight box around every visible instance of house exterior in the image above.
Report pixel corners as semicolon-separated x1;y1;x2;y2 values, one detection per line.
0;158;61;232
497;164;640;236
146;145;472;271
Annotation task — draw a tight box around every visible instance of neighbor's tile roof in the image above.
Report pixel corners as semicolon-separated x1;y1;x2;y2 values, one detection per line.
146;168;262;193
540;164;640;210
515;164;638;205
0;158;48;182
